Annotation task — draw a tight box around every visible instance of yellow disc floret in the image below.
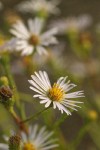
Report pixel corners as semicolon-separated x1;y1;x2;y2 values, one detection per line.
48;83;64;102
23;142;36;150
29;34;40;46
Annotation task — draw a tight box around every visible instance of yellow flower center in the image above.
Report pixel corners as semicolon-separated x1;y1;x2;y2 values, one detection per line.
23;142;36;150
48;83;64;102
29;34;40;46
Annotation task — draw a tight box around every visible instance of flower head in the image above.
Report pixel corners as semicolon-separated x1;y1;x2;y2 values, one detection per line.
29;71;84;115
10;18;58;56
21;124;58;150
0;125;58;150
17;0;60;17
50;15;92;34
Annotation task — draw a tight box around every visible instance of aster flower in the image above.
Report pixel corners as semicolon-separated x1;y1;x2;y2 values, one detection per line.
21;124;58;150
17;0;60;17
28;71;84;115
50;15;92;34
0;125;58;150
10;18;58;56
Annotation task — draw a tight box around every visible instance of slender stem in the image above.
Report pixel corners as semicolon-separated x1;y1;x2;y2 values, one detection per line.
20;102;26;120
10;107;28;134
1;53;20;108
21;107;51;123
0;53;28;134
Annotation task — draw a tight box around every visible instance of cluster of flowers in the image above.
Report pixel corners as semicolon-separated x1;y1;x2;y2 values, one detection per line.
0;0;86;150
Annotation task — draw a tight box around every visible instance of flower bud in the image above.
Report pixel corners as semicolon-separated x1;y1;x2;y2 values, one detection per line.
0;85;14;110
0;76;9;86
9;135;21;150
0;85;13;100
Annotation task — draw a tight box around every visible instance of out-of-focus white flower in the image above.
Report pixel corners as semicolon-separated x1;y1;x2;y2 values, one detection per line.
50;15;92;34
29;71;84;115
10;18;58;56
21;124;58;150
17;0;60;17
0;125;58;150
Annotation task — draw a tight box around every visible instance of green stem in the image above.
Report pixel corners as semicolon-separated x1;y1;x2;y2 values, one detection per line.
10;107;28;134
20;102;26;120
1;53;20;108
21;107;51;123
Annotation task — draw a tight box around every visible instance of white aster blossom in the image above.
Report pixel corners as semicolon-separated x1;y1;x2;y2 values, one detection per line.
10;18;58;56
0;125;58;150
17;0;60;16
28;71;85;115
50;15;92;34
21;124;58;150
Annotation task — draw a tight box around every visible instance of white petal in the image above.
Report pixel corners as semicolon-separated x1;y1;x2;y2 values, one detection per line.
32;72;50;91
12;21;29;37
21;132;27;142
56;102;71;115
64;83;77;92
57;77;65;84
65;99;84;103
0;144;8;149
37;46;48;55
41;28;58;39
29;86;45;95
40;99;49;104
21;46;34;56
45;100;51;108
29;80;46;93
30;124;38;140
65;91;84;98
41;144;59;150
62;102;78;111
